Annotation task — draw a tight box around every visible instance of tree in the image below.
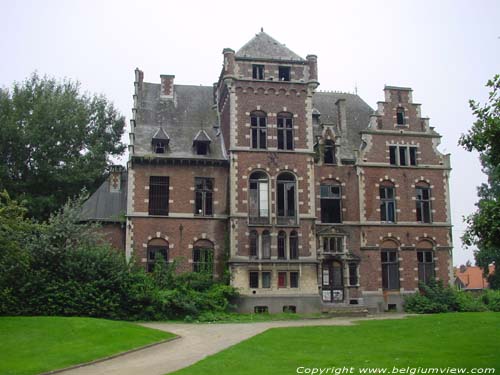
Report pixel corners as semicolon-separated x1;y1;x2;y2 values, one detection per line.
459;74;500;289
0;73;125;220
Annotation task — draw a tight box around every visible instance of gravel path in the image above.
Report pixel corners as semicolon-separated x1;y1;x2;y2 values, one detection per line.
58;314;409;375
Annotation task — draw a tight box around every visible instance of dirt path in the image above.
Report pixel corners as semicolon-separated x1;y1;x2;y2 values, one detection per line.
58;314;409;375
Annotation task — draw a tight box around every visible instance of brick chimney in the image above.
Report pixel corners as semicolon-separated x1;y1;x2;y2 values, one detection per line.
306;54;318;82
160;74;175;98
222;48;236;78
335;98;347;131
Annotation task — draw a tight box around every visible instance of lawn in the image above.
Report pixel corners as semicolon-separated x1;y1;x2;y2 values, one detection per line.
171;313;500;375
0;316;174;375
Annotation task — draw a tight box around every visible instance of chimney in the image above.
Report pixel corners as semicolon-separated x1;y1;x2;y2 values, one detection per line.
222;48;236;78
160;74;175;98
306;54;318;82
335;98;347;131
108;165;125;193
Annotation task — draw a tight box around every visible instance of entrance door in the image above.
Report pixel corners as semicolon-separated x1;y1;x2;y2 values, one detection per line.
322;261;344;302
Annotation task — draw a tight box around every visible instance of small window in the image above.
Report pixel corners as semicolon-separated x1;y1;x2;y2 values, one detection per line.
195;142;208;155
283;305;296;313
262;271;271;288
195;177;213;216
388;303;398;311
289;231;299;259
254;306;268;314
290;271;299;288
277;231;286;259
380;185;396;223
389;146;418;166
416;186;432;223
278;66;291;81
396;107;405;125
193;247;213;274
252;65;264;80
278;272;287;288
323;237;343;253
149;176;169;216
154;141;165;154
348;263;358;286
324;140;336;164
147;246;168;273
249;271;259;288
349;299;359;305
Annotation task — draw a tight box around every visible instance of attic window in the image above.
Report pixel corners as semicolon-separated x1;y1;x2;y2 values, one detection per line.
396;107;405;125
195;142;209;155
278;66;291;81
154;141;166;154
192;129;212;156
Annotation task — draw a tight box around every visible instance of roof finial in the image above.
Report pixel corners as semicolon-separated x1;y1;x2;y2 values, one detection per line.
354;82;358;95
260;27;263;32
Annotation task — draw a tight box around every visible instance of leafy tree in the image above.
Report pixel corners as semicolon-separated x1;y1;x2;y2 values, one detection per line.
459;74;500;289
0;73;125;219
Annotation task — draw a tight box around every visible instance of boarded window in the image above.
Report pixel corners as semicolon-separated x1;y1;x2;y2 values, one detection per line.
381;250;400;290
195;177;213;216
320;183;342;223
149;176;169;216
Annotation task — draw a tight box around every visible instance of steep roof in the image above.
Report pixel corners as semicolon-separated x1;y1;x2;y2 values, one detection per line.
312;92;374;161
80;172;127;222
152;127;170;141
455;265;495;290
193;129;212;143
235;31;304;62
134;83;225;161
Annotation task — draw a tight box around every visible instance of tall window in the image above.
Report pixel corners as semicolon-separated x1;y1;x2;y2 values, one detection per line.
278;272;287;288
249;271;259;288
389;146;417;166
290;271;299;288
417;250;435;284
416;186;432;223
396;107;405;125
249;172;269;224
146;239;168;273
320;183;342;223
252;64;264;80
262;230;271;259
251;111;267;149
380;184;396;223
324;140;336;164
149;176;169;215
193;244;214;274
277;112;294;150
289;230;299;259
195;177;213;216
278;231;287;259
349;263;358;286
262;272;271;288
381;250;400;290
323;237;343;253
277;172;297;225
249;230;258;258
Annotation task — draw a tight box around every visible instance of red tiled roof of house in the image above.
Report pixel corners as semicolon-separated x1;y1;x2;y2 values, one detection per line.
455;265;495;290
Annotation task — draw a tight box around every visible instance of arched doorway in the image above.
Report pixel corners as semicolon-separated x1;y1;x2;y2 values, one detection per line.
322;260;344;302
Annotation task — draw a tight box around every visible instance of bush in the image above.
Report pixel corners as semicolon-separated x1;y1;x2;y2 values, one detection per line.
456;291;488;312
482;289;500;312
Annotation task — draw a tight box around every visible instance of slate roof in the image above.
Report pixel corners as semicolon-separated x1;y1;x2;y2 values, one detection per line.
193;129;212;143
235;31;305;62
134;83;224;160
312;92;374;161
152;127;170;141
80;172;127;222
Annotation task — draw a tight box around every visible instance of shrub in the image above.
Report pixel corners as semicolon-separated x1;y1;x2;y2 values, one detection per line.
482;289;500;312
456;291;488;312
404;293;449;314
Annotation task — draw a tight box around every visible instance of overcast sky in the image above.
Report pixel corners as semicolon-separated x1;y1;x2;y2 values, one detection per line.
1;0;499;266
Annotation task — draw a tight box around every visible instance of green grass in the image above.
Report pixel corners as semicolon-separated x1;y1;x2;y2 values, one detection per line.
0;316;174;375
171;313;500;375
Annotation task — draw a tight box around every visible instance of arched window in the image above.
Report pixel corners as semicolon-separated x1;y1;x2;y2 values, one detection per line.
277;112;294;150
320;181;342;223
147;238;169;273
396;107;405;125
277;172;297;225
250;111;267;149
249;230;259;258
289;230;299;259
277;231;287;259
262;230;271;259
379;182;396;223
324;140;336;164
193;239;214;274
249;171;269;224
416;183;432;223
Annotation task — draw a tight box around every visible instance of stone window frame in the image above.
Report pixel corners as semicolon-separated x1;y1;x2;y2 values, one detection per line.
277;112;294;151
248;170;270;225
276;171;298;226
379;181;396;223
381;249;400;290
320;180;342;223
250;110;267;150
415;182;432;224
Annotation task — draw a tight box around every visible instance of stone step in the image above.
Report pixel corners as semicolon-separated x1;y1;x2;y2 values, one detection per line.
320;305;369;317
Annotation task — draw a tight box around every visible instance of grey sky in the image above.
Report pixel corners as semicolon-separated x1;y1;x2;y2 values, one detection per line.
1;0;499;266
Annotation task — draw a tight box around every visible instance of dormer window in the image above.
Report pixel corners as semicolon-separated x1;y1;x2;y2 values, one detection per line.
151;127;170;154
324;140;336;164
278;66;291;81
193;129;212;156
252;64;264;80
396;107;405;125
